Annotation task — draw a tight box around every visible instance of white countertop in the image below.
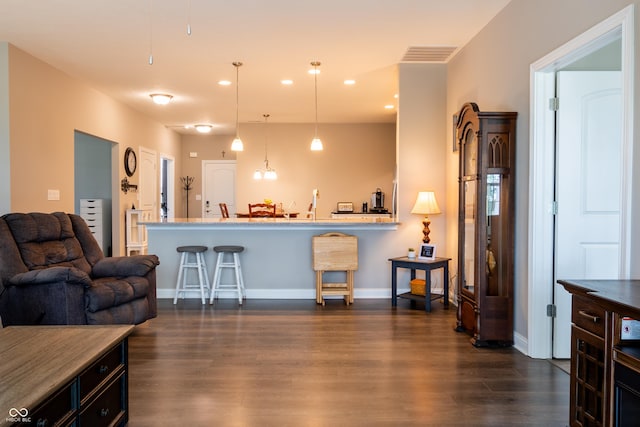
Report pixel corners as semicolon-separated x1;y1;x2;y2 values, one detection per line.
144;217;399;230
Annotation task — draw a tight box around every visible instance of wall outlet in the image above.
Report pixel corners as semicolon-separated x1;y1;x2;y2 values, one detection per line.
189;152;198;158
195;194;202;200
47;189;60;200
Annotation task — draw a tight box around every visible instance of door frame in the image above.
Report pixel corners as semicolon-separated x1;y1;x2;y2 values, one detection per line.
527;5;634;358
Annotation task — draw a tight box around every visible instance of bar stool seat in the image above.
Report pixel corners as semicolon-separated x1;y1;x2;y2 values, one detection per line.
173;245;210;304
210;245;246;304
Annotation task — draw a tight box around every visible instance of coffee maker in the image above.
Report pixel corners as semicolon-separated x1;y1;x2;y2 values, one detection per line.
370;188;387;212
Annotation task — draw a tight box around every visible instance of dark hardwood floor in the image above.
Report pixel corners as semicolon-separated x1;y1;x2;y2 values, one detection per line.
127;298;569;427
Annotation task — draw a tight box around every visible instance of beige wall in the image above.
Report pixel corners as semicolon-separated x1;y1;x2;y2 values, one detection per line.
445;0;640;340
0;43;9;213
4;44;183;255
179;123;396;218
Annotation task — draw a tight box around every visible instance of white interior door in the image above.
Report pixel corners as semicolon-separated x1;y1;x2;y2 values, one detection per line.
553;71;622;358
202;160;236;218
139;147;158;220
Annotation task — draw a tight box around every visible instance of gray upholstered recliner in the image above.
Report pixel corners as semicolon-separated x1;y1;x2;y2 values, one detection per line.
0;212;159;326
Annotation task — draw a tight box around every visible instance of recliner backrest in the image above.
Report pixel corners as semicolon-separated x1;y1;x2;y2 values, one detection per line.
2;212;93;274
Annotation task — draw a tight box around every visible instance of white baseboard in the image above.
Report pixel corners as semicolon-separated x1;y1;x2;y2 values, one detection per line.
513;330;528;356
158;287;411;300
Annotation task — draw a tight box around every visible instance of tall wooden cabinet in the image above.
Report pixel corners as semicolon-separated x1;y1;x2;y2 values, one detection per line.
454;102;517;347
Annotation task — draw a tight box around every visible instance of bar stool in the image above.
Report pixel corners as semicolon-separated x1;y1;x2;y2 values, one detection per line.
173;245;210;304
210;245;246;304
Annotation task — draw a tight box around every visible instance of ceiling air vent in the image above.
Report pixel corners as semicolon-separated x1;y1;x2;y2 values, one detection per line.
401;46;457;63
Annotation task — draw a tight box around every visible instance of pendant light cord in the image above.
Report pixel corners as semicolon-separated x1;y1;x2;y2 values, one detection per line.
313;62;319;137
233;62;242;138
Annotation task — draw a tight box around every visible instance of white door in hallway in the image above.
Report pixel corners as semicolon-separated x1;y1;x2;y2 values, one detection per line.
139;147;158;220
202;160;236;218
553;71;622;358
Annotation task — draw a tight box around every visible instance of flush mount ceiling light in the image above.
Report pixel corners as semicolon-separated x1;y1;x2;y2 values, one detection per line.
230;61;244;151
254;114;277;180
194;124;212;133
149;93;173;105
310;61;323;151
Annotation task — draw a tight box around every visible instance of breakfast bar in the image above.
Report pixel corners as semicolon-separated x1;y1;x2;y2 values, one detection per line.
145;217;403;300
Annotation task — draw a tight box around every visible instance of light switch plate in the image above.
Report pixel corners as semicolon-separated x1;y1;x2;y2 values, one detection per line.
47;189;60;200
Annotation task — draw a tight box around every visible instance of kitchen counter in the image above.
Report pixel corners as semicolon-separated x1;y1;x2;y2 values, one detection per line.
144;216;398;230
144;217;405;300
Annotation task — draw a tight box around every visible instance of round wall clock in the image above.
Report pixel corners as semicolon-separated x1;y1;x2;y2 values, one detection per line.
124;147;137;177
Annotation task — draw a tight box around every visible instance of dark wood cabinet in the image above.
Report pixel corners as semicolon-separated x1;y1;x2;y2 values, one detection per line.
0;326;132;427
454;102;517;347
559;279;640;427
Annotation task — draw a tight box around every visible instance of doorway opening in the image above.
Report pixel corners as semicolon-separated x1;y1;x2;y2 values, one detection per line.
160;154;175;220
74;131;114;256
527;5;634;359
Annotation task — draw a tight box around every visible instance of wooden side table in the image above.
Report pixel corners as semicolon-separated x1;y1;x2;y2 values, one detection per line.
389;256;451;312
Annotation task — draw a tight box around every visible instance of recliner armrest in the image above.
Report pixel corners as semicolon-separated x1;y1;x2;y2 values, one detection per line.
92;255;160;278
8;266;92;287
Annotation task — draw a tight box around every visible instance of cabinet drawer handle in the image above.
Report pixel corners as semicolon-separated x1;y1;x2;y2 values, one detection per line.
98;364;110;374
100;408;110;417
36;419;49;427
578;310;600;323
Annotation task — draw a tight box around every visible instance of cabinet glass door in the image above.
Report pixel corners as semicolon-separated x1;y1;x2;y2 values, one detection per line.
486;173;506;296
462;179;477;294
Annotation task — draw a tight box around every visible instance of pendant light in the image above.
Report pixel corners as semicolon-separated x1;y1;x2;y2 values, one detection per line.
254;114;277;180
310;61;323;151
230;61;244;151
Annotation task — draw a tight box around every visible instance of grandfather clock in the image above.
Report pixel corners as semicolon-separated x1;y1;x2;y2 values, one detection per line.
455;102;517;347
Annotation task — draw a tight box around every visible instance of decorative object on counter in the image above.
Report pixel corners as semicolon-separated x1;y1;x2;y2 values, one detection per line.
410;191;441;243
120;176;138;194
253;114;278;180
181;176;195;218
407;248;416;258
309;61;323;151
337;202;353;213
310;188;319;220
371;188;386;212
230;61;244;151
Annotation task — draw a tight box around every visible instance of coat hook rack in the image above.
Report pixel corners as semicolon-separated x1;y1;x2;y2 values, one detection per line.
121;177;138;194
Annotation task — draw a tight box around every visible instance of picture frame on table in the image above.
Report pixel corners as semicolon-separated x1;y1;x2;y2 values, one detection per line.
418;243;436;260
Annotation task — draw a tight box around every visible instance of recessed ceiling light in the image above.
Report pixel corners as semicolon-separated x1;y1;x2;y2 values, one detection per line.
149;93;173;105
344;79;356;85
218;80;232;86
384;105;395;110
281;79;293;85
394;94;399;99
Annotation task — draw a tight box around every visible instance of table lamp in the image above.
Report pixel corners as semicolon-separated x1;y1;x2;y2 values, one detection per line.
410;191;441;243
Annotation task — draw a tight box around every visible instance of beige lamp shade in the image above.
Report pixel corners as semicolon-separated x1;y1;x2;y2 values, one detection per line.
411;191;441;215
411;191;441;243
